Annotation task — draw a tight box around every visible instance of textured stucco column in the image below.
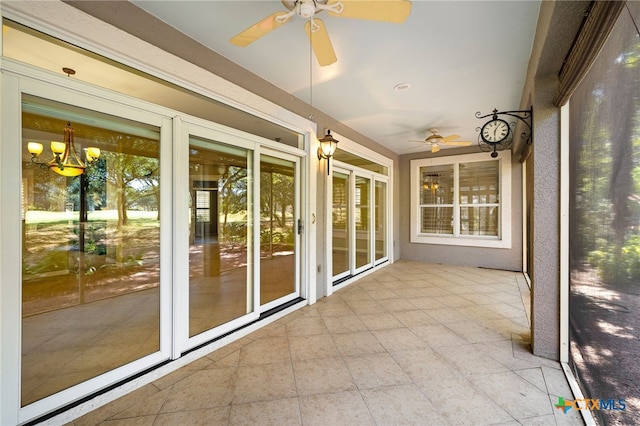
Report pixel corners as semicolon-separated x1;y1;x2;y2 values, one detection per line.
530;76;561;360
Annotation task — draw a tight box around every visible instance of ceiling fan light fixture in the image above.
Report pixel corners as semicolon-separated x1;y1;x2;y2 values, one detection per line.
426;134;443;144
299;0;316;18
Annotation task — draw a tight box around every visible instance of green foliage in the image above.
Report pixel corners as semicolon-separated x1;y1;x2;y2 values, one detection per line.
588;235;640;283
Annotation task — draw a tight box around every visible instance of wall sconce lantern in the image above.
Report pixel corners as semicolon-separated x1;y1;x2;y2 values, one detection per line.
28;122;100;177
317;129;339;175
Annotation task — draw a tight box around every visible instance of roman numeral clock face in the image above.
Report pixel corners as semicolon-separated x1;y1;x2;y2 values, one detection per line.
481;119;510;143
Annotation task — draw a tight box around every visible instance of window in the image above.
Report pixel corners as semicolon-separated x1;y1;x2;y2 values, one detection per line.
410;152;511;248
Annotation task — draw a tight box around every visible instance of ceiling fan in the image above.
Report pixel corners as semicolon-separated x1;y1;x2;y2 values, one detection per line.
410;128;472;153
229;0;412;66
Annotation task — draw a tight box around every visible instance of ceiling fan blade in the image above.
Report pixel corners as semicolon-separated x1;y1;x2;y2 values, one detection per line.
432;144;440;153
442;141;473;146
443;134;461;142
408;139;427;143
305;19;337;66
328;0;412;23
230;12;290;47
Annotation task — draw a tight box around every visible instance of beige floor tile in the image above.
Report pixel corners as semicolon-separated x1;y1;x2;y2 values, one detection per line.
321;314;368;334
411;323;468;347
299;390;375;426
445;320;509;343
345;299;385;315
212;349;241;368
393;309;438;327
60;262;579;426
358;312;404;330
315;300;353;317
111;387;171;419
285;316;327;336
432;344;510;376
73;385;161;426
392;287;432;299
380;279;413;290
389;348;444;384
343;353;411;389
380;297;417;312
232;362;297;404
289;333;340;360
514;367;548;393
292;356;357;396
332;330;387;356
228;397;301;426
101;415;157;425
337;287;375;302
517;414;564;425
475;339;541;371
541;365;574;397
363;288;400;300
371;328;427;352
239;336;290;365
432;294;477;308
361;384;447;425
423;307;468;323
406;296;446;310
469;370;554;419
160;367;236;412
154;407;230;425
430;386;513;426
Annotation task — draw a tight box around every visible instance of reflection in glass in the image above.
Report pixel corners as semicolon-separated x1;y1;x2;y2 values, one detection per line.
188;139;253;337
459;160;499;236
420;165;454;234
420;207;454;235
355;176;371;269
21;96;160;405
332;172;349;277
260;156;296;305
375;181;387;261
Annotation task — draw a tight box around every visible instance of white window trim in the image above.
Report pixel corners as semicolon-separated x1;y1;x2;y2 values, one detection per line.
410;151;512;248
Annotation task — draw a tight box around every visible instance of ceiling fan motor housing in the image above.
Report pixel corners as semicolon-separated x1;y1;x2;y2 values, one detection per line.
283;0;329;18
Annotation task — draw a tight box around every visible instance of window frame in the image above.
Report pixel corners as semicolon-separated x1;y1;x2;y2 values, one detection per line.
410;151;511;248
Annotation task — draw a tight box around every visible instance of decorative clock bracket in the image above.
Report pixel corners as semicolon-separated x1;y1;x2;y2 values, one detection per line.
475;108;533;158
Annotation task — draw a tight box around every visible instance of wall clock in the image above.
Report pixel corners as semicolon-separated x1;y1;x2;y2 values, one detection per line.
480;118;511;144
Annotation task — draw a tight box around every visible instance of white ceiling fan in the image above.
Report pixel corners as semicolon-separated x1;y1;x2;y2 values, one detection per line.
229;0;412;66
409;128;472;153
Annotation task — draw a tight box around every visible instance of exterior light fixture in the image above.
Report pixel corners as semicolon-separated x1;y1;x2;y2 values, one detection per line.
317;129;339;175
27;122;100;177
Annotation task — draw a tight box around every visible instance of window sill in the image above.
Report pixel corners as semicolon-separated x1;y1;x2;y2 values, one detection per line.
410;234;511;249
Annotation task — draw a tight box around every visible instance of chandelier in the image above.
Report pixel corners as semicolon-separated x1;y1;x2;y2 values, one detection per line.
27;122;100;177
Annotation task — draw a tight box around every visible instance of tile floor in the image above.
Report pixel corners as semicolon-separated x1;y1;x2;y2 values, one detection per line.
70;261;584;425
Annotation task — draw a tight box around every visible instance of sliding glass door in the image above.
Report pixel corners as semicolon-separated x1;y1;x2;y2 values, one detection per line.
20;94;167;407
260;153;300;309
332;171;350;280
180;123;303;349
188;136;255;339
375;180;387;263
332;166;389;282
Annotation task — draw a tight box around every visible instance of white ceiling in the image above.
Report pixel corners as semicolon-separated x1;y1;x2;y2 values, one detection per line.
129;0;541;154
